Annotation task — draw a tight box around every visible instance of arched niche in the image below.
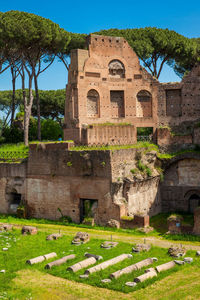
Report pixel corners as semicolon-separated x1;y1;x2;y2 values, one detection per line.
184;190;200;213
87;89;100;118
108;60;125;78
136;90;152;117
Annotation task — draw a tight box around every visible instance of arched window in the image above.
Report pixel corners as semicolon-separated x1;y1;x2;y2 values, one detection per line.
108;60;125;78
136;90;152;117
87;89;100;118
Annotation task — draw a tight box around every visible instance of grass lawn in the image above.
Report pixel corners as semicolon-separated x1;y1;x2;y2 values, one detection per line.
0;224;200;299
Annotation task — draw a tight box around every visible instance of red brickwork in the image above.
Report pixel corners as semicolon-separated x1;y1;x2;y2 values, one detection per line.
64;34;159;144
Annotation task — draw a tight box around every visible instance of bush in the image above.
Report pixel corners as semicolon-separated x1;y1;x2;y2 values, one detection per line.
2;126;23;143
41;119;62;141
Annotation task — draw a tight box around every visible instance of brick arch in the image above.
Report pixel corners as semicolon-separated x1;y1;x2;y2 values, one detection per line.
87;89;100;118
136;90;152;117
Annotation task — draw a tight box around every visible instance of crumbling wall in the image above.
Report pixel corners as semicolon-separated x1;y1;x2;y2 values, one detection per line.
26;144;122;224
0;163;26;214
161;155;200;212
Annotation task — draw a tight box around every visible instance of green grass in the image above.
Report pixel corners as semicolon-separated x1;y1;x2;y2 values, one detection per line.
71;142;158;152
0;227;198;299
0;143;28;152
89;122;132;127
0;214;156;237
0;212;197;241
0;143;29;162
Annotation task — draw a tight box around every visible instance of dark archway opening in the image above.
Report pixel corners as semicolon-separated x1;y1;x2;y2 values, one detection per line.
80;198;98;223
189;194;200;213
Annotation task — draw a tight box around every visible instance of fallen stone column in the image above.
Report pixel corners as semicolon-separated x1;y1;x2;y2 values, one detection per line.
84;253;103;261
134;269;157;283
26;256;45;265
45;254;76;269
43;252;57;260
85;254;131;275
110;258;153;279
156;261;175;273
26;252;57;265
67;257;96;272
46;233;62;240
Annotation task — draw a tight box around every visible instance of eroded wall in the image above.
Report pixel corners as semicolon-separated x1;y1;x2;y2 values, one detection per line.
0;163;26;214
161;156;200;212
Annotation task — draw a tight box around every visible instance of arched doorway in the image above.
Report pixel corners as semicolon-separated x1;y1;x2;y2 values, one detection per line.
188;194;200;213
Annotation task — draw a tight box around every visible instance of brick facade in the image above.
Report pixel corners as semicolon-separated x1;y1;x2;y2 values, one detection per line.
64;34;200;149
64;34;159;145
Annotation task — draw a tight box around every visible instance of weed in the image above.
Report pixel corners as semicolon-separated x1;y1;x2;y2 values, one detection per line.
67;161;72;167
146;167;152;177
130;168;137;175
137;160;145;172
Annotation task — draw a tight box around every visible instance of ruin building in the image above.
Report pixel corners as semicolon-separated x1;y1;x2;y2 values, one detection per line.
64;34;159;145
64;34;200;149
0;34;200;227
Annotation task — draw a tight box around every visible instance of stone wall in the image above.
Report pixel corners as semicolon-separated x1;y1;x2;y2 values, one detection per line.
0;163;26;214
157;127;193;152
123;177;161;217
161;154;200;212
2;144;200;225
27;143;117;224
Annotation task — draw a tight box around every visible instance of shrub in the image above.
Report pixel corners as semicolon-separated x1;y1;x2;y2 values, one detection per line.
60;216;72;223
41;119;62;141
82;217;95;226
2;126;23;143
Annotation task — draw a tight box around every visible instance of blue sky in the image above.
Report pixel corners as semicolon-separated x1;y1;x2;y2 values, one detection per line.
0;0;200;91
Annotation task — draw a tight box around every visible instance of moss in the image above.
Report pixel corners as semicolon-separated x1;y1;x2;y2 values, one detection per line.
89;122;132;127
120;215;134;221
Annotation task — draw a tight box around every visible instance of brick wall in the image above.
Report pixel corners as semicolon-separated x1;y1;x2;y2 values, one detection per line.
81;125;136;145
64;34;158;144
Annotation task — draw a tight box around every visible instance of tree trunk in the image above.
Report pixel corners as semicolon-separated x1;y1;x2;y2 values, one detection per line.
22;65;34;146
21;67;28;146
10;66;16;126
34;74;41;141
